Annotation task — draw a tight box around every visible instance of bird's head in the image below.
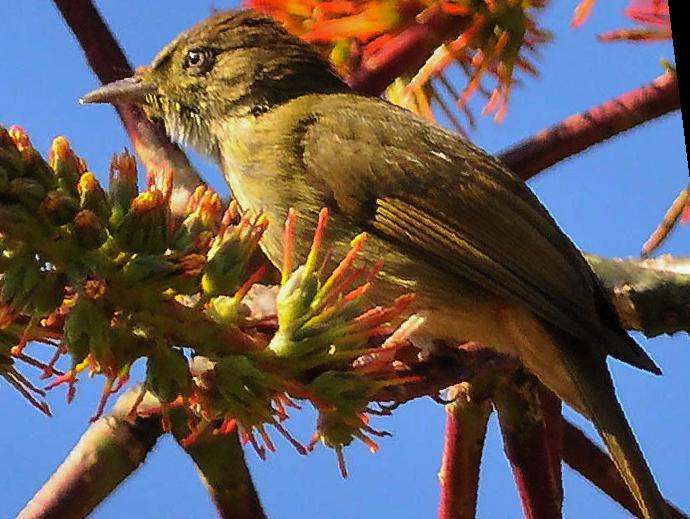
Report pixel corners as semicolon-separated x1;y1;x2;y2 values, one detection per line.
81;10;348;157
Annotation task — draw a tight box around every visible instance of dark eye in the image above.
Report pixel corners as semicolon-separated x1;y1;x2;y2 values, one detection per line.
184;48;213;75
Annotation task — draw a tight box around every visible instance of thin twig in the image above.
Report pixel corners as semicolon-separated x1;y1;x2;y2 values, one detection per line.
52;0;203;213
498;72;680;181
641;184;690;257
562;419;687;519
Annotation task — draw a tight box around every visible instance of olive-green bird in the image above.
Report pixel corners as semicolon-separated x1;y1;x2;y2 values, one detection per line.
82;10;668;518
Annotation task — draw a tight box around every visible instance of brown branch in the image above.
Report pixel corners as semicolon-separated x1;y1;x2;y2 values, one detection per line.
346;8;467;96
498;72;681;181
586;254;690;337
437;382;493;519
170;418;266;519
494;371;563;519
52;0;203;213
16;388;165;519
562;419;687;519
374;343;514;405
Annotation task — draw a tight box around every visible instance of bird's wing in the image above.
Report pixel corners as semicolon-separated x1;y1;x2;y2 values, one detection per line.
298;95;606;344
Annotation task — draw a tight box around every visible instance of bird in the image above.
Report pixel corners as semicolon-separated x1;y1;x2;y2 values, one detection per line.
81;9;668;518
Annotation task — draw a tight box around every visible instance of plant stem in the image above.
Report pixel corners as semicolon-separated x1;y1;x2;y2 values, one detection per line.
498;72;680;181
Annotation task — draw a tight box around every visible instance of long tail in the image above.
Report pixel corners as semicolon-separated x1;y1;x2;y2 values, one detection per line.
556;333;668;519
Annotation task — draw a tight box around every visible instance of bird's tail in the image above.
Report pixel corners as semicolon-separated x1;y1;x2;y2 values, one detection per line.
554;330;669;519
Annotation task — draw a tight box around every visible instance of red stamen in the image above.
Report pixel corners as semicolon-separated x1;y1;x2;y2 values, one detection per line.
273;421;307;455
90;376;115;422
336;447;348;478
235;264;268;301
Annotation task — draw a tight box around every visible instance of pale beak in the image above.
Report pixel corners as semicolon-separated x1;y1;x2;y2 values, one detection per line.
80;76;156;105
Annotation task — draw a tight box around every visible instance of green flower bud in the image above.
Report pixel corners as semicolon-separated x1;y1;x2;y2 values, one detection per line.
64;295;109;366
213;355;277;427
22;146;56;190
121;254;176;284
29;271;65;315
71;209;108;250
108;151;138;225
6;177;46;210
115;190;171;254
146;347;192;404
172;186;222;251
202;238;250;297
78;172;111;222
309;371;380;459
206;295;246;326
0;255;41;309
42;190;80;226
49;136;82;196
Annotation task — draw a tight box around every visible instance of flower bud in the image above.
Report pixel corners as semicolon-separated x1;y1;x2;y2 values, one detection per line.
6;177;46;210
42;190;80;226
213;355;275;426
206;295;247;326
78;172;111;222
71;209;108;250
29;271;65;315
64;295;109;366
202;237;251;297
121;254;175;284
0;255;41;309
49;136;82;196
108;151;138;225
21;146;56;190
115;189;171;254
8;125;31;151
146;347;192;404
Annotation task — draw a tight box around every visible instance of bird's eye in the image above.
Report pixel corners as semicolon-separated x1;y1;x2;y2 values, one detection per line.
184;48;213;75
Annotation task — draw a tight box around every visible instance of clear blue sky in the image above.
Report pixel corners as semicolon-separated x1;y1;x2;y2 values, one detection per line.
1;2;688;518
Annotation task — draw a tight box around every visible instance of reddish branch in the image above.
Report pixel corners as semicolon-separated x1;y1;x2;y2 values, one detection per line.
538;386;564;508
494;372;563;519
562;419;687;519
437;382;493;519
498;72;681;181
52;0;202;212
16;390;165;519
16;388;264;519
170;415;266;519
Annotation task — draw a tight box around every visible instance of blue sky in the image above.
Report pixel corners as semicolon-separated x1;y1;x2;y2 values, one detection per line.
1;2;688;518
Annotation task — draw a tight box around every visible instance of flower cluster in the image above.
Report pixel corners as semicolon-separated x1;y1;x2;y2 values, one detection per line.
246;0;550;127
0;126;420;472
